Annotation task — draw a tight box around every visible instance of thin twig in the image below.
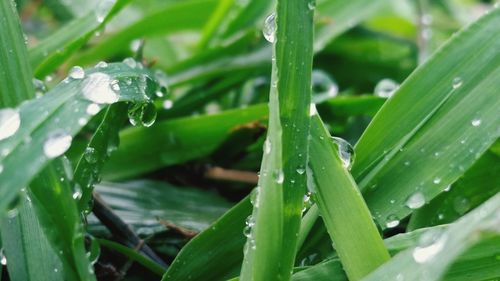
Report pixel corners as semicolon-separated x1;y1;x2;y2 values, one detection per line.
204;166;259;184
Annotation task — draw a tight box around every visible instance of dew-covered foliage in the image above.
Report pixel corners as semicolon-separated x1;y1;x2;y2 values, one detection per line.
0;0;499;281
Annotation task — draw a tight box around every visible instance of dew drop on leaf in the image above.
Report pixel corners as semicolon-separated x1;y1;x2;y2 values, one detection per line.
452;77;463;89
453;197;471;215
263;13;276;43
413;230;446;263
374;78;399;98
95;0;115;23
123;57;137;68
433;177;441;184
95;61;108;68
69;66;85;79
331;137;355;170
84;147;98;164
162;99;173;110
0;108;21;141
274;169;284;184
406;192;425;209
385;215;400;228
141;102;157;127
264;138;272;154
86;103;101;115
43;130;72;159
471;118;481;127
82;73;119;104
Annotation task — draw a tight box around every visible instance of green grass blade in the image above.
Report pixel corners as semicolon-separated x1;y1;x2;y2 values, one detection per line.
74;104;127;213
29;0;131;77
0;0;34;105
363;193;500;281
102;104;267;180
407;149;500;230
0;62;160;214
0;196;64;281
352;6;500;227
197;0;234;49
162;196;252;281
308;114;390;280
90;180;231;235
240;1;314;280
97;239;166;276
29;161;96;281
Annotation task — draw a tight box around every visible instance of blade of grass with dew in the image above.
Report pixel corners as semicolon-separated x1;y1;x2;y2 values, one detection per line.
73;104;127;213
0;195;64;281
350;6;500;227
240;1;314;280
162;196;252;281
307;114;390;280
0;1;85;280
89;180;232;236
363;193;500;281
0;62;161;214
28;161;97;281
102;104;268;180
407;149;500;230
71;0;218;66
97;239;166;276
29;0;132;77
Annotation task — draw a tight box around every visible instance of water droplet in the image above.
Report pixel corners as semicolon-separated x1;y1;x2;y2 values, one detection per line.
86;103;100;115
406;192;425;209
413;230;446;263
141;103;157;127
274;169;284;184
453;197;471;215
84;147;98;164
296;167;305;175
0;108;21;141
95;0;115;23
471;118;481;127
43;130;73;159
404;161;411;166
444;185;452;192
95;61;108;68
264;138;271;154
374;78;399;98
263;13;276;43
331;137;355;169
244;215;255;238
123;57;137;68
385;215;400;228
69;66;85;79
82;73;119;104
0;165;3;174
162;99;173;110
309;103;317;116
433;177;441;184
312;70;338;103
110;79;120;91
308;0;316;10
452;77;463;89
78;117;88;126
130;39;141;52
128;102;157;127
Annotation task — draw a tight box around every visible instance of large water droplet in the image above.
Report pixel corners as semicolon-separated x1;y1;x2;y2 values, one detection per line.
43;130;73;159
141;103;157;127
413;230;446;263
82;73;119;104
406;192;425;209
128;102;157;127
312;70;338;103
69;66;85;79
86;103;101;115
331;137;355;169
0;108;21;141
374;78;399;98
263;13;276;43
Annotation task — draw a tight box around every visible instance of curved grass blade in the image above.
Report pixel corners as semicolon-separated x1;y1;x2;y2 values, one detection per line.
162;196;252;281
308;114;390;280
74;104;127;213
351;6;500;227
102;104;267;180
363;193;500;281
240;1;314;280
0;62;160;215
29;0;132;77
